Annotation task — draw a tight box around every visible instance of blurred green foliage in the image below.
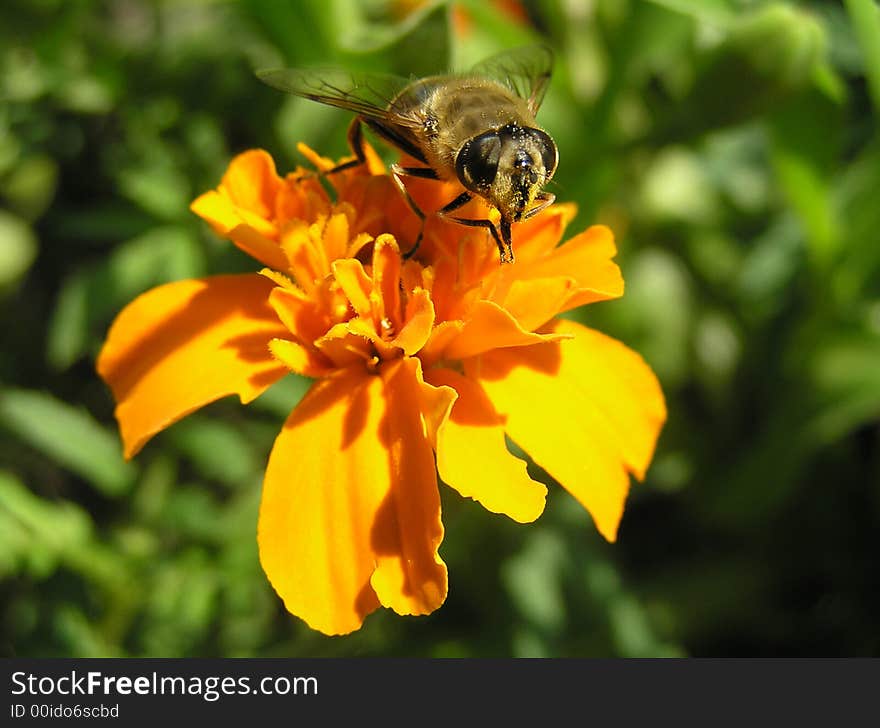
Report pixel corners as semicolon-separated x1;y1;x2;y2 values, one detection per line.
1;0;878;657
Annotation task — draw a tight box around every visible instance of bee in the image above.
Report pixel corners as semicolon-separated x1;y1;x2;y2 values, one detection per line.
257;44;558;264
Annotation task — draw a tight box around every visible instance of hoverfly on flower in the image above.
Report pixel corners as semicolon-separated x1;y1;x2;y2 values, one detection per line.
257;44;558;264
98;40;666;636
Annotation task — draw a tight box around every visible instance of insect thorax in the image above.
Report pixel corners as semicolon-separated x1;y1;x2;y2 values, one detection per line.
394;78;536;174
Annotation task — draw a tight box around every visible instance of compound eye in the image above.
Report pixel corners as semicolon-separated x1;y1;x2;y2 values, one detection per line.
526;128;558;179
456;132;501;191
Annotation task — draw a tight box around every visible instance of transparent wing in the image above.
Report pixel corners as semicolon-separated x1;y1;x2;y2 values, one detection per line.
467;44;554;115
256;67;420;126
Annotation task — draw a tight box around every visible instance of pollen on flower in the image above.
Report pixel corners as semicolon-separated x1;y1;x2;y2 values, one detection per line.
380;317;396;339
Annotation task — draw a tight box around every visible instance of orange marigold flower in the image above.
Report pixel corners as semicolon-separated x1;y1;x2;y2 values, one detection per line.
97;145;666;635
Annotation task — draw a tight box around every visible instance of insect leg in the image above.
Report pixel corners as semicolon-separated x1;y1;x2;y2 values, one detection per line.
390;164;440;221
443;216;512;264
393;165;441;181
410;190;475;260
440;198;514;264
522;191;555;220
499;216;513;264
437;190;473;215
324;117;368;175
391;164;443;260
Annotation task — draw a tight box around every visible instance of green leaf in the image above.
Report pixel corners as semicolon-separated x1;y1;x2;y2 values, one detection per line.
589;247;694;388
702;322;880;526
807;328;880;445
658;3;827;141
49;203;156;244
338;1;451;78
166;416;262;490
0;389;136;496
0;470;94;578
116;163;191;220
502;529;567;633
769;84;843;271
54;605;117;657
641;0;733;27
46;226;204;370
452;0;548;62
737;215;804;323
639;146;720;225
45;269;90;371
142;549;219;656
833;140;880;302
245;0;338;64
844;0;880;114
92;226;204;310
0;154;58;221
249;373;312;419
0;210;38;290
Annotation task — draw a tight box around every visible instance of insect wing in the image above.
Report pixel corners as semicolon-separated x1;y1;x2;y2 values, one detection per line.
256;67;419;126
468;44;554;115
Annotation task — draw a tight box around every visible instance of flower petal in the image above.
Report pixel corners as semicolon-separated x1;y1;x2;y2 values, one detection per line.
390;288;435;356
419;320;464;367
321;210;355;269
190;191;290;270
190;190;273;239
258;368;383;635
218;149;284;219
332;258;373;318
468;319;666;541
276;172;331;224
189;150;291;270
508;202;577;263
97;275;289;458
427;368;546;523
371;234;402;329
269;285;337;346
226;224;291;271
442;300;570;360
313;323;372;370
369;358;450;616
268;338;333;377
526;225;624;311
258;359;450;635
279;220;327;292
297;141;386;179
497;276;575;333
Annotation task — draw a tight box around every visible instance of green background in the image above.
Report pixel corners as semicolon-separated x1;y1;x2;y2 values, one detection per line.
1;0;878;657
